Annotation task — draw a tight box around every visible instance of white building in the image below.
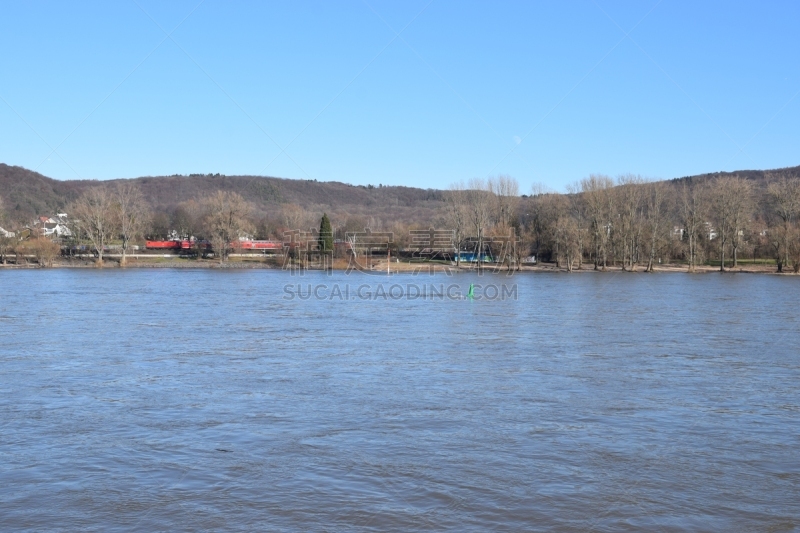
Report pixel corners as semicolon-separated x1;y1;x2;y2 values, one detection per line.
32;215;72;238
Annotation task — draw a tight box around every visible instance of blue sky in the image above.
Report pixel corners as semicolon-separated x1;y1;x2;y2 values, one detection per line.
1;1;798;192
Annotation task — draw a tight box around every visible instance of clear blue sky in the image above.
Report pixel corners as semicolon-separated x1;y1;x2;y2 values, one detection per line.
1;1;798;192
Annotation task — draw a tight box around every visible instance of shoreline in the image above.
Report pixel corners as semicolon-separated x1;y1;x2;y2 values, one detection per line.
0;258;794;275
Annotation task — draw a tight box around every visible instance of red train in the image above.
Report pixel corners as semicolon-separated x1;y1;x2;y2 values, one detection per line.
145;239;282;251
238;240;283;250
146;239;195;250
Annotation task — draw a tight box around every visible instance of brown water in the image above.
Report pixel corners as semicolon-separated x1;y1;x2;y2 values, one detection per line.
1;269;799;532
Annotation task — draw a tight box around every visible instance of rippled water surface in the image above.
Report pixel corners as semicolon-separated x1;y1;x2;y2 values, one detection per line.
1;269;799;532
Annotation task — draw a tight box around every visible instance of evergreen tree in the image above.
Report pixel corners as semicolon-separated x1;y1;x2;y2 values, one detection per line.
318;213;333;252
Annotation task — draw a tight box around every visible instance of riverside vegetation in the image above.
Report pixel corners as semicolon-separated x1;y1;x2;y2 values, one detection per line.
1;163;800;272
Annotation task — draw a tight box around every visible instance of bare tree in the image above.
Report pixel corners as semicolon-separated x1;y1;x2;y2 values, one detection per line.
114;182;149;265
615;174;646;271
766;176;800;273
718;177;754;269
21;238;61;267
643;182;670;272
488;175;520;229
465;178;494;270
531;182;553;196
566;183;589;269
581;175;614;270
524;195;547;262
445;181;468;268
679;182;708;272
510;218;529;271
709;176;753;271
70;187;117;265
767;224;791;273
554;214;580;271
203;191;252;263
281;203;307;230
534;193;569;266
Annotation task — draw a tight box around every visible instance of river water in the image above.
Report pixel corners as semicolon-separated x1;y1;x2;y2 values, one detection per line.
1;269;798;532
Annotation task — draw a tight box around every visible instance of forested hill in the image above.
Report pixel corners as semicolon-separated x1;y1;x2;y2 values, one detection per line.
0;163;444;225
2;162;799;225
672;165;800;184
0;164;94;222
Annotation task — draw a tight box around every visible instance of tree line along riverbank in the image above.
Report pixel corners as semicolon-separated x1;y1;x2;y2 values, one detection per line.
2;165;800;273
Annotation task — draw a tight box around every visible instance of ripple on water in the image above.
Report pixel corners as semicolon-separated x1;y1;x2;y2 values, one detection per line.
1;270;799;531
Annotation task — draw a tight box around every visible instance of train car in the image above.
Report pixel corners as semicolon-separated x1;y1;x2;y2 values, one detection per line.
236;240;282;250
146;239;279;253
145;239;208;250
145;240;187;250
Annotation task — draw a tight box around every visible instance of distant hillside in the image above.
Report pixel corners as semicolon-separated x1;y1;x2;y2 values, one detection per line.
2;162;799;226
671;165;800;184
0;165;94;222
0;164;444;226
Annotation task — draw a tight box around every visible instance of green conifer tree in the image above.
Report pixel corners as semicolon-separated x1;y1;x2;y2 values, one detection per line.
318;213;333;252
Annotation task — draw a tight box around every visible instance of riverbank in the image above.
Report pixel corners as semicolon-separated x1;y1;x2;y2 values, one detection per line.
0;257;794;274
